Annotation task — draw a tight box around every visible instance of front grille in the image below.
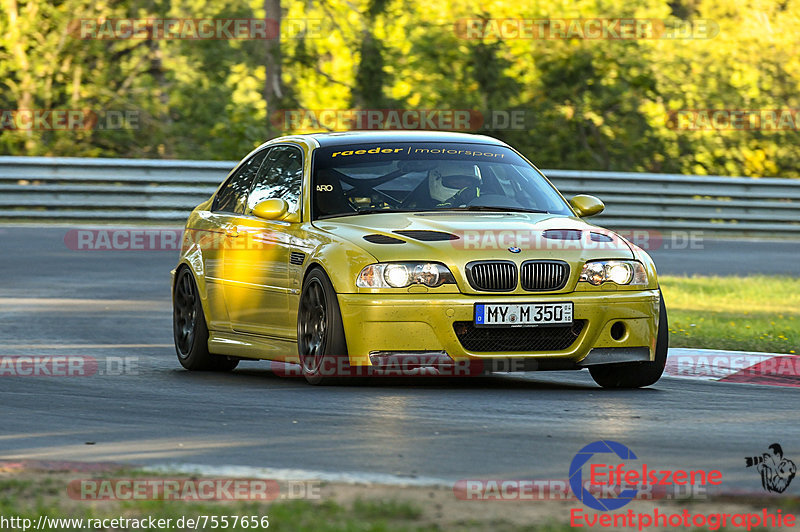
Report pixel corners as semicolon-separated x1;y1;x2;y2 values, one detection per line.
520;260;569;291
466;261;517;291
453;320;585;352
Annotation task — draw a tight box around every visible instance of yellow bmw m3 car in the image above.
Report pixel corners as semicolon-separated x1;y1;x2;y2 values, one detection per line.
172;131;667;387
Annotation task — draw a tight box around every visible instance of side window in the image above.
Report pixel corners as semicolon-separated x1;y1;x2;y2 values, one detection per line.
247;145;303;212
212;149;270;213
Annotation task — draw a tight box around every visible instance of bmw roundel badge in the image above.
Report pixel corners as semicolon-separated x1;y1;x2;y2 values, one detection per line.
508;246;521;253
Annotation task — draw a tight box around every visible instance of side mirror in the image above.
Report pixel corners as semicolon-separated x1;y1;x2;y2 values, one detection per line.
252;198;289;220
570;195;605;217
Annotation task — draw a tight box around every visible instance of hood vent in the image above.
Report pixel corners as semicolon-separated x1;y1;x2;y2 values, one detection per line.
590;232;614;242
542;229;582;240
363;234;406;244
393;230;460;242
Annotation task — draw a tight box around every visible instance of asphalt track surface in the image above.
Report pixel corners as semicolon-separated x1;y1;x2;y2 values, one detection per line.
1;225;799;492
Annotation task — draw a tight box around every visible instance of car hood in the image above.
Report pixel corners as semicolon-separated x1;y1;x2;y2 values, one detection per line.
313;212;634;293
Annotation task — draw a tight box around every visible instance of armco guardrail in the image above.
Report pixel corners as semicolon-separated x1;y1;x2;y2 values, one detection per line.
0;156;798;235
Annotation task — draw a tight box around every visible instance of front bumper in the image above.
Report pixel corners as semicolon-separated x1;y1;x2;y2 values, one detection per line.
338;289;660;367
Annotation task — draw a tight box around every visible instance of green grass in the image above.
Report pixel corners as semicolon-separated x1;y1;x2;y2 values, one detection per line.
660;275;799;353
1;476;794;531
0;477;534;532
0;492;436;532
0;491;576;532
351;498;424;520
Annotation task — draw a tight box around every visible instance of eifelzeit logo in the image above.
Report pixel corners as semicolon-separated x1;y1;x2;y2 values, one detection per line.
745;443;797;493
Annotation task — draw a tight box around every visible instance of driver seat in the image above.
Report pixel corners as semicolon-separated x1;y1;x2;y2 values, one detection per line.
314;169;356;217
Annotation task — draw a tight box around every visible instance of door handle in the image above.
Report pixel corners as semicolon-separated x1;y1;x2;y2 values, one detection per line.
225;227;239;238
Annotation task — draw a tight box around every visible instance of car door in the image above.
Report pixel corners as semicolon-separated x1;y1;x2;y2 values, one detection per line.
201;148;270;330
221;144;303;338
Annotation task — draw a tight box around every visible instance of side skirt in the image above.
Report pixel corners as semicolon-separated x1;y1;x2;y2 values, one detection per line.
208;330;299;363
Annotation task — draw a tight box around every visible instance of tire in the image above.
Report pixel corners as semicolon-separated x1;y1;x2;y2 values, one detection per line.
173;267;239;372
589;289;668;389
297;267;352;385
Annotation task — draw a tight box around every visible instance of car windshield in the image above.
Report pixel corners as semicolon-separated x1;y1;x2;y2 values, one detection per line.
311;142;572;220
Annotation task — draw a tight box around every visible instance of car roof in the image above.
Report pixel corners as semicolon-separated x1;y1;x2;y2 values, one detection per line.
303;130;510;148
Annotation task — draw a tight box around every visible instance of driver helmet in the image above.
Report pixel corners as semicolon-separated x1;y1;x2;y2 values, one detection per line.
428;162;481;203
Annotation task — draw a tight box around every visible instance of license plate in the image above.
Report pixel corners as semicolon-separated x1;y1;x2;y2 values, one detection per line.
474;302;573;327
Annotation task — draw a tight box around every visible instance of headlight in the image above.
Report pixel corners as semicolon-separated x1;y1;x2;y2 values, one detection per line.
357;262;456;288
579;260;647;286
